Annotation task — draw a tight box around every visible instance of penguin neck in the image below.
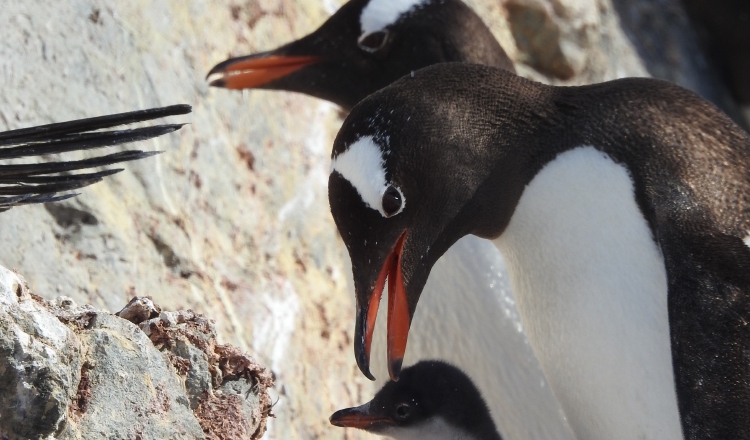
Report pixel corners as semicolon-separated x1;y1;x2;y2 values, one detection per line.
491;146;684;440
424;0;516;73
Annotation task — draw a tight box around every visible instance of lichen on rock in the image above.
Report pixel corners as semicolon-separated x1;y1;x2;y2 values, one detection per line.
0;266;272;440
137;305;275;439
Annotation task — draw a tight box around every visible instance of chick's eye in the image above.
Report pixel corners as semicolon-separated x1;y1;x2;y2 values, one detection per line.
382;185;402;217
358;31;388;52
396;403;411;419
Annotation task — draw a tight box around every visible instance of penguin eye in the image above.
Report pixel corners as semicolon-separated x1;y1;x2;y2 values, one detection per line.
395;402;411;420
382;185;403;217
358;31;389;52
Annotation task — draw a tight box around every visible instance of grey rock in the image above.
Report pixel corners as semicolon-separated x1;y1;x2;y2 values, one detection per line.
0;265;272;440
174;338;214;408
507;0;577;79
59;312;205;440
0;266;81;440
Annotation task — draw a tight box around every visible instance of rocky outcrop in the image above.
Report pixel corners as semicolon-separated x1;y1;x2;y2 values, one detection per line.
0;0;746;439
0;265;271;440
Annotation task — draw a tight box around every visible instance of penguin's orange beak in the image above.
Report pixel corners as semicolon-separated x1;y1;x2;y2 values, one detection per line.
356;231;411;382
206;54;321;90
329;405;395;430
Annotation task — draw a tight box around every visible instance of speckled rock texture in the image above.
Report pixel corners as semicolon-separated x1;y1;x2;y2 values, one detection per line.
0;0;745;439
0;268;82;439
0;266;271;440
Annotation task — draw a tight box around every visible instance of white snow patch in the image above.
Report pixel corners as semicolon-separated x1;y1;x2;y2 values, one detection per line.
252;278;300;439
305;102;336;156
252;280;300;373
278;102;334;222
322;0;341;15
0;265;23;306
359;0;429;38
744;233;750;249
277;183;316;223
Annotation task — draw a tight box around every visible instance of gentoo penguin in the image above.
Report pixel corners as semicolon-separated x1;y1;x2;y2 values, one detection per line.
207;0;515;110
208;3;575;439
328;62;750;440
0;105;190;212
330;360;503;440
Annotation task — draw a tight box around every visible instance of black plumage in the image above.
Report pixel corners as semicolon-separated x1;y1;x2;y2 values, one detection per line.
330;62;750;439
331;361;503;440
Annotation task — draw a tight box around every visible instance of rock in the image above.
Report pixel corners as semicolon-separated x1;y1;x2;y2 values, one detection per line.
506;0;578;79
115;296;161;324
0;266;81;440
61;312;205;440
0;266;272;440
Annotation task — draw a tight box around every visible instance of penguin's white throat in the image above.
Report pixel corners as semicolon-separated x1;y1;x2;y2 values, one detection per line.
493;146;684;440
380;416;477;440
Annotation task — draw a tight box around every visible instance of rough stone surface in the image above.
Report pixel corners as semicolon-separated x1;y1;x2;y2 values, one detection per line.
0;267;81;440
0;266;271;440
0;0;746;439
60;312;205;440
138;306;275;439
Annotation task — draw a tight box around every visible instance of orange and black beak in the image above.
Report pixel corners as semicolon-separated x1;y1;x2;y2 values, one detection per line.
355;231;412;382
329;404;395;431
206;52;321;90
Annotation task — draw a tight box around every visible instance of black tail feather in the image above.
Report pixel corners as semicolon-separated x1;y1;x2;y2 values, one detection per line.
0;168;123;184
0;177;106;196
0;104;191;146
0;193;79;212
0;124;183;159
0;104;191;211
0;151;161;177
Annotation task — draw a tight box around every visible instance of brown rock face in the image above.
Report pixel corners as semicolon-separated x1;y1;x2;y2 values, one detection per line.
0;0;744;439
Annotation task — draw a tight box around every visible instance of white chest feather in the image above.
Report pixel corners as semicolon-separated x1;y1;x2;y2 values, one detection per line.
493;147;683;440
381;417;477;440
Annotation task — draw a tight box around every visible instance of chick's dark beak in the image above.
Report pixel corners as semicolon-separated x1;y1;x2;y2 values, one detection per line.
330;404;395;430
206;52;321;89
355;231;411;382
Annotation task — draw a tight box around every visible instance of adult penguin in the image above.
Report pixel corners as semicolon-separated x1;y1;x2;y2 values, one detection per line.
328;62;750;439
207;0;515;109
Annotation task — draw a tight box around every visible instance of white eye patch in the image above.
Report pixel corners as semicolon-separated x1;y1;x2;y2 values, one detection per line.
359;0;429;39
331;135;404;217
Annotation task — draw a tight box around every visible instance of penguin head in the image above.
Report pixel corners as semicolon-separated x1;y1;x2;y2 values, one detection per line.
328;63;538;380
329;360;501;440
207;0;513;110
